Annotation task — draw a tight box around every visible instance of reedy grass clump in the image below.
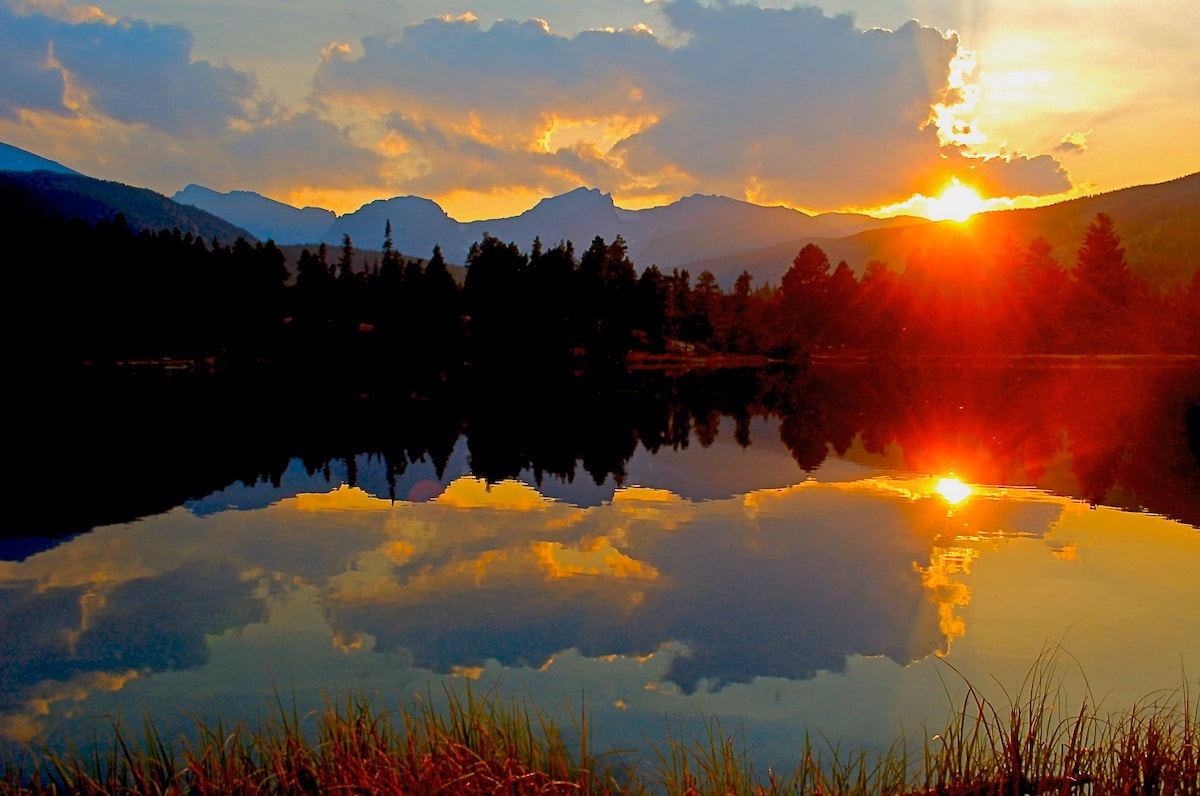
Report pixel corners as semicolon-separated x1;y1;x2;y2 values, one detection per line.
913;647;1199;795
3;684;605;795
2;649;1197;795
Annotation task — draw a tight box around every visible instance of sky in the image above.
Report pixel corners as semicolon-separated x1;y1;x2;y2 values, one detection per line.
2;0;1198;221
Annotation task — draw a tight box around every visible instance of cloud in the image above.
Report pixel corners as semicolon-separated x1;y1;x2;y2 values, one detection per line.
315;17;665;122
5;0;113;23
960;152;1069;196
313;14;669;201
0;0;1079;214
1056;130;1089;153
382;110;636;197
0;9;71;119
52;17;255;135
312;1;1070;209
221;110;384;189
898;148;1070;199
0;3;254;135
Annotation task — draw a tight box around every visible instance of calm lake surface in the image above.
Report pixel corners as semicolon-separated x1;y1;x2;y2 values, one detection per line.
3;361;1199;770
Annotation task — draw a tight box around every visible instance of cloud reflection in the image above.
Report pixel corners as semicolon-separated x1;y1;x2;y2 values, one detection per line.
7;469;1197;760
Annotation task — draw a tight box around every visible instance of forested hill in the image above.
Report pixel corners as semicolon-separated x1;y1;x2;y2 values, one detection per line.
0;170;255;244
683;172;1200;293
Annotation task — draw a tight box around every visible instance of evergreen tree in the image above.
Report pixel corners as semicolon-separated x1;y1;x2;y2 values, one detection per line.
1068;213;1139;351
779;243;833;352
1017;237;1069;352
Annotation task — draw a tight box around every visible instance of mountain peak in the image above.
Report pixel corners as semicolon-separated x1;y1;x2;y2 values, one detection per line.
0;141;81;176
360;194;452;220
174;184;335;244
535;186;615;210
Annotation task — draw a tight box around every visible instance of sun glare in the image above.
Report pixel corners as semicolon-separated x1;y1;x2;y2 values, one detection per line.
935;477;972;505
926;179;987;222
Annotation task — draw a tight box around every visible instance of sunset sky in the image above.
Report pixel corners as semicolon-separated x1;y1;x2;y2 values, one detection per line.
2;0;1197;220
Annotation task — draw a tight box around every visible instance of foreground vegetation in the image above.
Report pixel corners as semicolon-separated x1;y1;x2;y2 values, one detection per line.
4;654;1197;795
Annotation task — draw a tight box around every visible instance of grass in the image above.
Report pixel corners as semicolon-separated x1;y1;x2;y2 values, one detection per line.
2;650;1197;794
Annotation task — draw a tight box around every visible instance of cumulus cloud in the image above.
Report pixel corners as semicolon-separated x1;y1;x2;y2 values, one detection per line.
0;9;71;119
315;17;665;122
0;3;385;203
313;0;1069;209
382;110;633;197
897;147;1070;199
6;0;111;23
52;17;255;135
222;110;384;188
1;0;1075;211
960;151;1069;196
0;3;255;135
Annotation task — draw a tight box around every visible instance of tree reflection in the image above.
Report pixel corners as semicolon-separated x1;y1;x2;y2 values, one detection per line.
8;361;1200;554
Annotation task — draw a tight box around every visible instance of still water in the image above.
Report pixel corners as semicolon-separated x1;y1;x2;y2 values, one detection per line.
3;362;1199;770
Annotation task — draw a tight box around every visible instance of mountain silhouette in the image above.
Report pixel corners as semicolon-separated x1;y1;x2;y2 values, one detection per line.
175;184;333;245
1;170;255;243
175;183;919;278
0;142;80;175
325;195;459;256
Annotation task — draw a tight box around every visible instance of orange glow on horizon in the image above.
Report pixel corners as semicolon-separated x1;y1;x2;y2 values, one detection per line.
286;186;391;217
434;188;546;222
924;179;987;222
288;176;1091;230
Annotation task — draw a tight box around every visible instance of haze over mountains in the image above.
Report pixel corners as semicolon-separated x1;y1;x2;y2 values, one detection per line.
174;183;922;282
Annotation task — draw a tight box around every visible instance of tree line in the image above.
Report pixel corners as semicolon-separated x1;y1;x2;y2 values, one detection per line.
286;211;1199;362
7;187;1200;371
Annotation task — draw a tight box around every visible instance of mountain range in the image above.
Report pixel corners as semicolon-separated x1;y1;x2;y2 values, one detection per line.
173;183;923;282
4;141;1198;290
172;175;1200;292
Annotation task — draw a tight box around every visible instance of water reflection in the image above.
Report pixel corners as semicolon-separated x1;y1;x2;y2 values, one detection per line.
10;361;1200;556
4;467;1199;765
3;362;1199;767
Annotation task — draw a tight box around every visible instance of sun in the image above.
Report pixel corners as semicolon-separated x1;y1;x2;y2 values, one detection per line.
935;477;972;505
926;178;987;222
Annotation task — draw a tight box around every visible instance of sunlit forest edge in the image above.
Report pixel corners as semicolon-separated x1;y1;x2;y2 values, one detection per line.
5;174;1199;373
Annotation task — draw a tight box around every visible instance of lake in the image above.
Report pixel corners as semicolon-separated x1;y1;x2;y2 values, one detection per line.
3;360;1199;773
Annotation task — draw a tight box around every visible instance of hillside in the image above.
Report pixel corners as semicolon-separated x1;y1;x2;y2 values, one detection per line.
685;173;1200;291
0;170;256;244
